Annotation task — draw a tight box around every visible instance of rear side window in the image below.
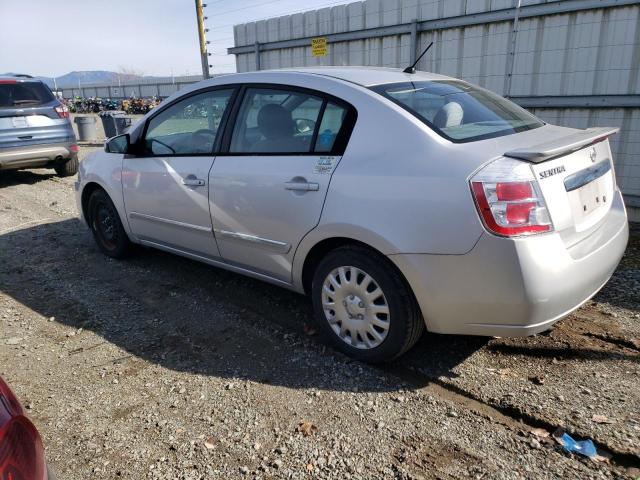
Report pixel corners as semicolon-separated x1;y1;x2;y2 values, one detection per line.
230;88;325;154
371;80;543;143
315;102;347;153
0;81;55;108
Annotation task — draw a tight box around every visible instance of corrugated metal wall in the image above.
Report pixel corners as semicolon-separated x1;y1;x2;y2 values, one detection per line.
231;0;640;213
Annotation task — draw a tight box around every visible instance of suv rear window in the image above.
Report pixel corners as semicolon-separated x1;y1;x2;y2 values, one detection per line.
371;80;543;143
0;81;55;109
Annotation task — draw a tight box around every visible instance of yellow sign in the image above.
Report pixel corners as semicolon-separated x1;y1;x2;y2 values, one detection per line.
311;37;328;57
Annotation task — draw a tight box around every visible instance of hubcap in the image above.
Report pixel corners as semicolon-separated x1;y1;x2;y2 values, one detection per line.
321;266;390;350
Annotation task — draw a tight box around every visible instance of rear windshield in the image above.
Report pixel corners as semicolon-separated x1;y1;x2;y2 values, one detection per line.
371;80;543;143
0;81;55;108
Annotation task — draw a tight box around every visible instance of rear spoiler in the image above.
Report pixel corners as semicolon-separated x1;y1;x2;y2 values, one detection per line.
504;127;619;163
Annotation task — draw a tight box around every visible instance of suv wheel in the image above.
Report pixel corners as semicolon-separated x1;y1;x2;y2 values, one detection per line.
87;189;131;258
54;157;78;177
311;245;424;363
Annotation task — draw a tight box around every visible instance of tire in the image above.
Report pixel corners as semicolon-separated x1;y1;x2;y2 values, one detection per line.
311;245;424;363
87;189;132;258
54;156;78;177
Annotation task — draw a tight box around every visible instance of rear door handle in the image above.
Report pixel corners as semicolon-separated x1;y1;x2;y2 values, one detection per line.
182;176;206;187
284;181;319;191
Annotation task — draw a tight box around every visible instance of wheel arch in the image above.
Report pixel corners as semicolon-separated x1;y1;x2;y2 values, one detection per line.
300;237;369;294
297;235;418;311
81;181;105;224
79;177;135;240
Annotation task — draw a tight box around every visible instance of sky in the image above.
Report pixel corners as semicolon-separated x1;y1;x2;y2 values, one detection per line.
0;0;343;78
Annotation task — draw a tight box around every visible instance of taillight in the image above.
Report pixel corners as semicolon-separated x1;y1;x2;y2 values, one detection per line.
69;144;79;153
0;379;45;480
0;417;45;480
0;378;24;421
470;158;552;237
54;104;69;119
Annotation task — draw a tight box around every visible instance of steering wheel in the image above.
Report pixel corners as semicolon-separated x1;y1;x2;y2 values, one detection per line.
191;129;216;153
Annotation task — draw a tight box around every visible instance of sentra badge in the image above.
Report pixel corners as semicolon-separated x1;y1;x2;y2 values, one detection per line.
539;165;566;179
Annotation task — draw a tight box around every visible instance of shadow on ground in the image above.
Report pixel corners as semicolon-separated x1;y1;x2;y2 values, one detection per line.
0;218;487;393
0;170;56;188
593;221;640;312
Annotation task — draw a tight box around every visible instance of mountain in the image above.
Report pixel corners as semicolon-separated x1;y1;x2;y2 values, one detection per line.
45;71;146;88
1;71;145;88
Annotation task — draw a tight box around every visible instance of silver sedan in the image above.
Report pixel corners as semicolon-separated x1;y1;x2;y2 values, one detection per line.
75;68;628;363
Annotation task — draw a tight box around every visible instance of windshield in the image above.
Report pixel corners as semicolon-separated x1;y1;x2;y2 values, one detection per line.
0;81;55;108
371;80;543;142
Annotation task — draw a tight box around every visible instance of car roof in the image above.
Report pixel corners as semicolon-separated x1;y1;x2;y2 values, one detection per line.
263;67;454;87
0;74;39;82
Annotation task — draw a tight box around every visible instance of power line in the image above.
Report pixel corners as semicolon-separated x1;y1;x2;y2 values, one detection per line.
206;0;360;30
214;0;291;17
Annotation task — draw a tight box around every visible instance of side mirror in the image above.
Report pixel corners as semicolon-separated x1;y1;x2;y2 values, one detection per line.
105;134;130;154
294;118;315;134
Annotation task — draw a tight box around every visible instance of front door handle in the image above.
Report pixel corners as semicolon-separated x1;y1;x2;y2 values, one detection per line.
284;181;319;192
182;175;206;187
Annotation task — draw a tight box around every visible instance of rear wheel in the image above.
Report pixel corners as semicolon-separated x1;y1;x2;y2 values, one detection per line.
311;245;424;363
87;189;131;258
54;157;78;177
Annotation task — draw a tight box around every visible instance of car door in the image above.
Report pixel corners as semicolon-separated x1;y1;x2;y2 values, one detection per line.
209;85;354;282
122;87;235;258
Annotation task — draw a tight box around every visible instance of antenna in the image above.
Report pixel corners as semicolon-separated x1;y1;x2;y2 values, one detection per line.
403;41;434;74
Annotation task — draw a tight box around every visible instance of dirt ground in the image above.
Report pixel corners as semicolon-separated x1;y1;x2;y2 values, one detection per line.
0;146;638;479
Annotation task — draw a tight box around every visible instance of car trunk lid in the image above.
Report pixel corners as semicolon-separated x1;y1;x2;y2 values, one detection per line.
0;101;72;148
505;128;618;249
0;81;72;148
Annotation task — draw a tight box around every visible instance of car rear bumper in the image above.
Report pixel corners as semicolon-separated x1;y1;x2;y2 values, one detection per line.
390;189;629;337
0;141;77;171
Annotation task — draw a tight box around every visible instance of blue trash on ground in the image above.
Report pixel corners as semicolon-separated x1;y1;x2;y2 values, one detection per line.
560;432;597;458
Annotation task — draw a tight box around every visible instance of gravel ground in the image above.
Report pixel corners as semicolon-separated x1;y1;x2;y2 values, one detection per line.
0;146;638;479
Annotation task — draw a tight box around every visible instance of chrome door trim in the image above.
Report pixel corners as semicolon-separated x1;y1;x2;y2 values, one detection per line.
563;160;612;192
138;239;293;288
214;229;291;254
129;211;212;233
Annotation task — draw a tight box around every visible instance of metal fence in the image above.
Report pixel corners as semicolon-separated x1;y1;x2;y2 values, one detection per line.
229;0;640;213
59;75;205;100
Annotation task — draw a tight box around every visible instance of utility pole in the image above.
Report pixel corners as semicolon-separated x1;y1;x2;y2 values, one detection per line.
195;0;210;79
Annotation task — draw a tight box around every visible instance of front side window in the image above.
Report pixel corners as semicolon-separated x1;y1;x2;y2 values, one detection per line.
230;88;325;154
371;80;543;142
144;88;234;155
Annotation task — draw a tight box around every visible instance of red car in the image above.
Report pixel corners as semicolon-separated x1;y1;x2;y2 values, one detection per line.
0;376;49;480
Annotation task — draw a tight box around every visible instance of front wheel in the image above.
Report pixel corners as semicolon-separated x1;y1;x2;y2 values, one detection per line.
87;189;132;258
311;245;424;363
